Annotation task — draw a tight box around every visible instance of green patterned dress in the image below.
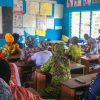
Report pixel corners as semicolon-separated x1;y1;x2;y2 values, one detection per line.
40;43;71;99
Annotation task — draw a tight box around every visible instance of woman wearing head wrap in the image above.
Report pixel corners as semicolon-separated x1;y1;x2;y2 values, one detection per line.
3;33;20;55
0;58;42;100
20;36;40;60
68;36;82;63
29;40;52;66
13;33;23;49
87;38;98;54
40;43;71;99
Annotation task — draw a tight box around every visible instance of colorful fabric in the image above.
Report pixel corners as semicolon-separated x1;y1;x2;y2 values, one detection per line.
68;44;82;58
3;43;19;55
25;36;34;47
41;43;71;98
5;33;14;43
0;78;13;100
85;72;100;100
10;63;21;86
10;84;42;100
41;43;71;83
38;40;48;50
20;46;40;60
31;50;52;66
0;47;9;58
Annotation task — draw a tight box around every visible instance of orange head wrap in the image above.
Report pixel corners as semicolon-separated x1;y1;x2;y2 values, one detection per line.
5;33;14;43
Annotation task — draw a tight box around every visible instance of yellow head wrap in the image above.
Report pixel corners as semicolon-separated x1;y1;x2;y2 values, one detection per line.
62;35;69;42
5;33;14;43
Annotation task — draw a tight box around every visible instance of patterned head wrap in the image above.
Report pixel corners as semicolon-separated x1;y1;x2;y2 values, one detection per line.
39;40;48;50
52;43;65;55
5;33;14;43
25;36;34;46
70;36;78;45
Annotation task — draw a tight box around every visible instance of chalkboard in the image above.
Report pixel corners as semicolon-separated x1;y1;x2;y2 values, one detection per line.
0;7;13;38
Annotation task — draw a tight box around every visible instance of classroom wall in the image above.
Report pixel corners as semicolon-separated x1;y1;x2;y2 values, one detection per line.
0;0;64;47
0;0;13;7
63;0;100;38
0;0;13;46
23;0;64;41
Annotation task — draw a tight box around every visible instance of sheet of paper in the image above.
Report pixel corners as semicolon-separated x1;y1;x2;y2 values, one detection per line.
13;28;24;35
13;0;23;15
37;16;47;30
67;0;73;8
55;26;62;30
40;3;52;16
54;4;63;18
23;14;36;28
74;0;81;6
24;27;35;36
29;0;57;3
46;18;54;29
27;2;39;15
13;14;23;27
84;0;91;5
36;29;46;36
0;7;2;34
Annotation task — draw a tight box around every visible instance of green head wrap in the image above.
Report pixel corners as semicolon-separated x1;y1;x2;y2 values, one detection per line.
52;43;65;55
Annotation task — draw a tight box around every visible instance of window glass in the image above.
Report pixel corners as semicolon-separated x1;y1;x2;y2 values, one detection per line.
71;12;80;38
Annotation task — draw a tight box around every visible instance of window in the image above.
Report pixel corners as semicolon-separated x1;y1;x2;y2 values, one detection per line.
71;12;80;38
71;11;100;39
91;11;100;38
80;11;90;38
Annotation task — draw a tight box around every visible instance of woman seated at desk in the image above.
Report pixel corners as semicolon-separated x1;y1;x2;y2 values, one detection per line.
28;40;52;67
13;33;23;49
0;58;42;100
84;34;98;55
20;36;40;61
67;36;82;63
40;43;71;99
3;33;20;56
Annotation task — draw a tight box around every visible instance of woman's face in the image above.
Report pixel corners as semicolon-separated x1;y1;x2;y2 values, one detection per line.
7;42;12;46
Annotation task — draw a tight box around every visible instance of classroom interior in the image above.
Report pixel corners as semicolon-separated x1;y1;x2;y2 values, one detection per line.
0;0;100;100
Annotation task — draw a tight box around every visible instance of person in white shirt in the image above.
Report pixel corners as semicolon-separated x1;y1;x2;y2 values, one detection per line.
28;40;52;67
84;34;98;54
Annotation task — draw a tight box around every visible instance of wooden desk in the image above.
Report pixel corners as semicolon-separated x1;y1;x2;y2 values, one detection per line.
60;73;97;100
81;54;99;61
81;54;99;74
70;62;85;76
15;61;35;84
35;62;85;91
49;40;64;44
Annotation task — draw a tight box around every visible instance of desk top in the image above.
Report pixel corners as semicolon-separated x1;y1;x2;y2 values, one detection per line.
81;54;99;61
15;60;35;67
49;40;64;44
61;73;97;89
70;62;85;70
